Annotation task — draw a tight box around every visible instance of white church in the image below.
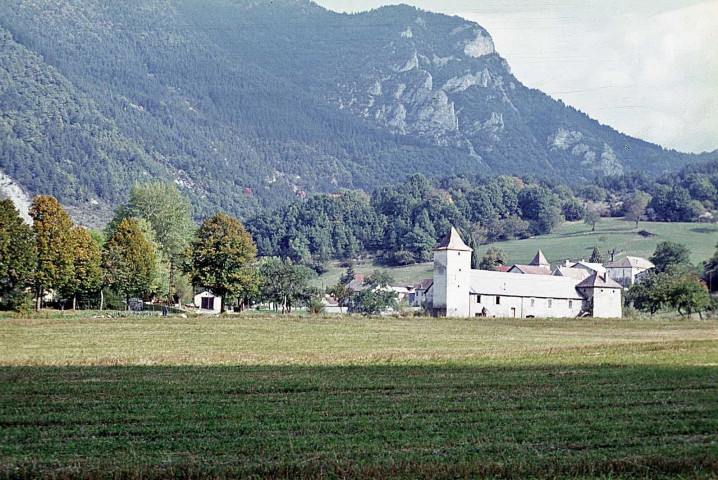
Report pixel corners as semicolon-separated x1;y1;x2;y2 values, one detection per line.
425;228;623;319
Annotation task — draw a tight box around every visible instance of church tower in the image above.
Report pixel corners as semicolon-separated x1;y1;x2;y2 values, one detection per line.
432;227;472;317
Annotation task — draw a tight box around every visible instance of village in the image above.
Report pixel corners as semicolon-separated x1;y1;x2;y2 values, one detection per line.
314;228;652;318
189;227;654;319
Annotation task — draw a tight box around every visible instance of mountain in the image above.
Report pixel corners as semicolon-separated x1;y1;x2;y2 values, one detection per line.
0;0;714;225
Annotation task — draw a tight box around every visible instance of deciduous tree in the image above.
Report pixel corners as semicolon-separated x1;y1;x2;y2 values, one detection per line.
258;257;316;314
109;182;195;303
0;199;36;310
479;247;506;271
62;227;102;310
650;241;691;273
667;273;711;318
355;270;397;315
327;282;354;314
185;214;258;313
30;196;74;310
702;242;718;293
103;218;157;309
623;192;650;228
583;208;601;232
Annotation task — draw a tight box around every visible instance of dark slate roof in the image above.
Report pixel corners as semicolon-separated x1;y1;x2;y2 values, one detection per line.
415;278;434;290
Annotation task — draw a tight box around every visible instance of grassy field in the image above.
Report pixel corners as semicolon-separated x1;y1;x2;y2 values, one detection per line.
315;218;718;286
476;218;718;267
1;314;717;479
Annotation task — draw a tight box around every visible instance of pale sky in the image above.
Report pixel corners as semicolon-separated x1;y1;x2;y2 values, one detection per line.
313;0;718;154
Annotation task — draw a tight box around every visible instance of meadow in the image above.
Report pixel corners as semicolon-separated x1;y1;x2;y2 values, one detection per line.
314;218;718;286
1;314;717;479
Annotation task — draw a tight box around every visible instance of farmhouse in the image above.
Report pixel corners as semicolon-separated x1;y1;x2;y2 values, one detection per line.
606;256;654;286
425;227;623;318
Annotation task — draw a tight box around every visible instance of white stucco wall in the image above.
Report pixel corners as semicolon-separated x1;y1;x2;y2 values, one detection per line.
469;294;584;318
193;291;221;312
590;288;622;318
432;249;471;317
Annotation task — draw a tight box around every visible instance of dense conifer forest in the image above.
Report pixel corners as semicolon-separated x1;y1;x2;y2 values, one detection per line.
1;0;715;225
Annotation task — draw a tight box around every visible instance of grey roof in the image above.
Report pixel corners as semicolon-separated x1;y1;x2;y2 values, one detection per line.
576;273;623;289
470;269;584;300
552;266;591;282
607;256;654;269
347;278;365;291
570;261;606;275
529;249;549;266
415;278;434;290
509;265;552;275
434;227;473;252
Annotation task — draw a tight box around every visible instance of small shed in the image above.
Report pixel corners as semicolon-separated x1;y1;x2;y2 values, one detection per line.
193;291;221;313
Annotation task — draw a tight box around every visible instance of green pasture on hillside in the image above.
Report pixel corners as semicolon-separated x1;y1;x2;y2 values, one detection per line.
315;218;718;286
478;218;718;267
1;314;717;479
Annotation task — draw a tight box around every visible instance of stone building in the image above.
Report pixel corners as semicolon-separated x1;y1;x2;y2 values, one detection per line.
426;227;623;318
606;256;654;287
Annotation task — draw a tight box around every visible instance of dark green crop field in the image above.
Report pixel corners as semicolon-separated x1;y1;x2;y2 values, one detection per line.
1;315;717;479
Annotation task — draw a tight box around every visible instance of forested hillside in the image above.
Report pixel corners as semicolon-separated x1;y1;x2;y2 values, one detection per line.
246;160;718;267
0;0;715;224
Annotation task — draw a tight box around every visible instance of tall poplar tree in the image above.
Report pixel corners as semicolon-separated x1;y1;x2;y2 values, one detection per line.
103;218;156;309
185;213;258;313
30;196;74;310
0;199;36;310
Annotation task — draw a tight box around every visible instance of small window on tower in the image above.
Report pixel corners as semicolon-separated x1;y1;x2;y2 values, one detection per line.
548;299;552;308
530;299;535;307
496;296;501;305
569;300;573;308
477;295;482;304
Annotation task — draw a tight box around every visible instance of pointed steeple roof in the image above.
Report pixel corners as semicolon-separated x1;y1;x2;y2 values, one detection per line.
529;249;549;267
434;227;473;252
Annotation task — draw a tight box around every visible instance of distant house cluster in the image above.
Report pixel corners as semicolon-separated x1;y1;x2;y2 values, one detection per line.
193;228;655;318
425;228;655;319
322;276;433;313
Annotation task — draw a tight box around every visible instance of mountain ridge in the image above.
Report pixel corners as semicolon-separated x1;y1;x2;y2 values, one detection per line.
0;0;714;225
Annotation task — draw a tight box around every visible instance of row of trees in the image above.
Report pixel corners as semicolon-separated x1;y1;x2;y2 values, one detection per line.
0;195;159;311
0;184;335;314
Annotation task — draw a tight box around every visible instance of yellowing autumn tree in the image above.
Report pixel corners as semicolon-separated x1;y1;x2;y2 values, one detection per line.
62;227;102;310
103;218;156;309
30;196;74;310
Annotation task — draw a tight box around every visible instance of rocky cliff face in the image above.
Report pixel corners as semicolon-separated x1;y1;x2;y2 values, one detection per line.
319;5;655;178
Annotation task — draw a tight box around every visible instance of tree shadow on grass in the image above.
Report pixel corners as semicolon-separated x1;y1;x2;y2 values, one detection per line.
691;227;718;234
1;364;717;479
